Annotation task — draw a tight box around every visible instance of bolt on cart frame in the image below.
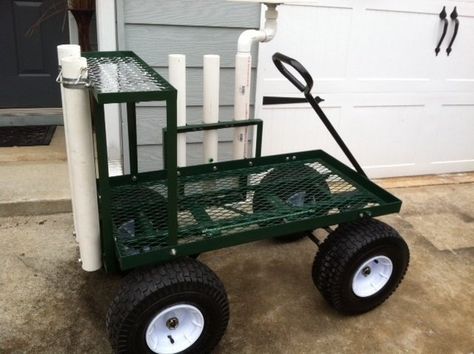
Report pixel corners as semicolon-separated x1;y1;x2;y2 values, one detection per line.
83;51;402;272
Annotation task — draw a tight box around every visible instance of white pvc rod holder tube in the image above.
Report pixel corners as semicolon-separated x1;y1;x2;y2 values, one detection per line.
61;56;102;272
233;53;253;159
169;54;187;167
57;44;81;240
203;55;220;163
233;4;278;160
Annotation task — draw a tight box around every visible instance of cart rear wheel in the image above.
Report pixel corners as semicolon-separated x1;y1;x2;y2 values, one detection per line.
312;218;409;314
253;165;331;241
106;259;229;353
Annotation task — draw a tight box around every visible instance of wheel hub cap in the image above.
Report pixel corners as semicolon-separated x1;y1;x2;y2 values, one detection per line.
145;304;204;354
352;255;393;297
362;266;371;276
166;317;179;330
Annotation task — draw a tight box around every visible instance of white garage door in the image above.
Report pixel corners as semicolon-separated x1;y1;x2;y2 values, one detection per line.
255;0;474;178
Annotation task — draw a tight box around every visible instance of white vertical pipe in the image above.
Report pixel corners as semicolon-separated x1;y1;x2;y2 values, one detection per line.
232;4;278;160
57;44;81;240
61;56;101;272
169;55;187;167
203;55;220;163
233;53;252;160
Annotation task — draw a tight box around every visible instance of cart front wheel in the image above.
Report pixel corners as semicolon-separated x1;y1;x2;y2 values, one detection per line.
106;259;229;353
312;218;409;315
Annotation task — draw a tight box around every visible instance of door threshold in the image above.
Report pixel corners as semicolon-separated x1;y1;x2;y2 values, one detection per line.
0;108;63;127
0;108;62;117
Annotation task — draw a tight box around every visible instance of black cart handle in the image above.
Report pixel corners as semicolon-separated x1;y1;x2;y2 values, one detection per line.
272;52;313;95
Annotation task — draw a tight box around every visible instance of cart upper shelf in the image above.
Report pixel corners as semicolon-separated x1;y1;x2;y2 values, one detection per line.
84;51;176;104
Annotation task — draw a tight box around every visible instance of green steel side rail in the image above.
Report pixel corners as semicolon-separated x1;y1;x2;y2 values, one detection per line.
162;119;263;167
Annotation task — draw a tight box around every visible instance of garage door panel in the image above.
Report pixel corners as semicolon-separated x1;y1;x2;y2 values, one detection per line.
261;106;342;157
430;104;474;166
260;5;353;80
352;9;438;81
342;105;427;168
429;160;474;174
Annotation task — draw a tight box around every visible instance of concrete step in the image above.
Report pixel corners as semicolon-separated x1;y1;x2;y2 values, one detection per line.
0;108;63;126
0;126;71;217
0;161;72;217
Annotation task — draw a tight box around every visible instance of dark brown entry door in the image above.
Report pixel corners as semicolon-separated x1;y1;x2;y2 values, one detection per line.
0;0;69;108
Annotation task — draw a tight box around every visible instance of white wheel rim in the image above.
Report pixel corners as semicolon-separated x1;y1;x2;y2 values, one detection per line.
352;255;393;297
145;304;204;354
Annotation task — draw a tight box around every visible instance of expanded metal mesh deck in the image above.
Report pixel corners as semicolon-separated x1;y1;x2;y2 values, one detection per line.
84;51;174;103
111;157;387;259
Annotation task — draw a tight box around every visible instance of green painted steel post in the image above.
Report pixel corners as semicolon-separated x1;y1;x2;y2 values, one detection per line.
166;93;178;246
162;129;167;168
127;102;138;177
255;121;263;158
95;103;120;272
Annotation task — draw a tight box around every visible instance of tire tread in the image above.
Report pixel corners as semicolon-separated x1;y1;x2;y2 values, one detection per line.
106;258;229;353
312;218;409;314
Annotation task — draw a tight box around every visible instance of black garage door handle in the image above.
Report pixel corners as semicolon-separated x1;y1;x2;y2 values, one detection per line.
446;7;459;56
435;6;448;56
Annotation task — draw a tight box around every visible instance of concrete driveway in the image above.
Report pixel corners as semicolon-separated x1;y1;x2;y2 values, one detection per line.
1;183;473;353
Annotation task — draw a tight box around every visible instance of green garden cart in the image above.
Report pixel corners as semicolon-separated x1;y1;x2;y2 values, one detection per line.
77;49;409;353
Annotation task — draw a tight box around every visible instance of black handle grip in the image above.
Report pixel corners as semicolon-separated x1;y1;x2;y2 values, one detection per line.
446;7;459;56
272;52;313;95
435;6;448;56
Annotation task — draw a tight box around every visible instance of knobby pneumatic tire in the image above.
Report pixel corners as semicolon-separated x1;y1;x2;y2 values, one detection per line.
253;165;331;242
312;218;409;315
106;258;229;354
